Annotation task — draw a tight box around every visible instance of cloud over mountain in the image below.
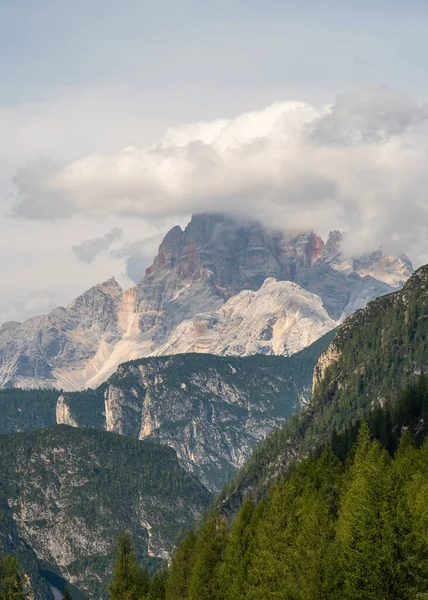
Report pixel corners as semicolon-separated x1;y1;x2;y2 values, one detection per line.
72;227;123;263
12;86;428;260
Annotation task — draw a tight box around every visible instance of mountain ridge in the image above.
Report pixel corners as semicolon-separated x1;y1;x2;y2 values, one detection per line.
0;213;412;390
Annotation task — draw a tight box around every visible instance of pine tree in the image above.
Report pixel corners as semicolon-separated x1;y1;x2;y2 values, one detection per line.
108;530;149;600
165;530;197;600
0;554;29;600
395;436;428;599
62;588;73;600
218;499;256;600
148;571;167;600
187;513;228;600
336;423;395;600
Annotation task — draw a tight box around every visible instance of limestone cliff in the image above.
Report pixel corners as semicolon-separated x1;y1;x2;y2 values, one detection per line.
57;335;335;492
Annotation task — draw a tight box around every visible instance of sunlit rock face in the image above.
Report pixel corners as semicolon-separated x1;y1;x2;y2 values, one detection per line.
0;214;412;391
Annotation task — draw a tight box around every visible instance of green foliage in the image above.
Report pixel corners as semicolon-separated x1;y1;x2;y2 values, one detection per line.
217;499;256;600
62;588;73;600
166;409;428;599
0;388;58;434
108;530;149;600
0;553;29;599
187;514;228;600
147;571;167;600
165;531;197;600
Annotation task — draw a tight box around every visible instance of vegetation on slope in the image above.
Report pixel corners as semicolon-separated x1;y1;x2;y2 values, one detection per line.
166;378;428;600
0;388;58;434
218;265;428;510
0;426;211;599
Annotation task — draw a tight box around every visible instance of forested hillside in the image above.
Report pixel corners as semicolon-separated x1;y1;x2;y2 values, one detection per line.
0;388;58;434
218;264;428;511
0;426;211;598
166;378;428;600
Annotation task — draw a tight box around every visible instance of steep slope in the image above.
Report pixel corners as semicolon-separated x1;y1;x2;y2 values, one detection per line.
217;264;428;513
0;426;211;599
0;214;412;390
0;278;124;389
167;378;428;600
57;332;335;492
154;279;336;357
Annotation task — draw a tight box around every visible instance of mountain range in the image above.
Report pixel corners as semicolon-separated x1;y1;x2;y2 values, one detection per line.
0;211;420;599
0;213;412;391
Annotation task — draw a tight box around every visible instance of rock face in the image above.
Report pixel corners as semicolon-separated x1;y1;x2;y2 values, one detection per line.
155;279;336;357
0;426;211;599
0;214;413;391
0;278;123;389
57;336;335;491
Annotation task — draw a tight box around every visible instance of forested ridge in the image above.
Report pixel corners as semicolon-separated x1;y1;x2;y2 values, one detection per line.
218;264;428;511
163;377;428;600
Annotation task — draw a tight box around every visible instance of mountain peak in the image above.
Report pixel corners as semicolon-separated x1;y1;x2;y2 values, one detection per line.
99;277;122;293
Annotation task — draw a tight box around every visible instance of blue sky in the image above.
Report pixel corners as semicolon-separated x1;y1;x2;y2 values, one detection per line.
1;0;428;320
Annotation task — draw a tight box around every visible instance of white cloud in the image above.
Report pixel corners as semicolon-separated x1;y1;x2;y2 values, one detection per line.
112;235;165;282
10;86;428;263
0;290;59;323
72;227;123;263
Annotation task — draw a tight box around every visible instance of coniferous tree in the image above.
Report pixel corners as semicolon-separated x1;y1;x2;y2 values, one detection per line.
108;530;149;600
218;499;256;600
147;571;167;600
336;423;395;600
396;436;428;599
0;554;29;600
187;513;228;600
62;588;73;600
165;530;197;600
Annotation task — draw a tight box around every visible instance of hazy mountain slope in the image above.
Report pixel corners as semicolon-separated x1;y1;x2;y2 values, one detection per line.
217;264;428;514
0;426;211;599
0;214;412;391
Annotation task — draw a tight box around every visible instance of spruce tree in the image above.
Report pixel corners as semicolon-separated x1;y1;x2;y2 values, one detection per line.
187;513;228;600
165;530;197;600
336;423;395;600
148;571;167;600
396;436;428;599
62;588;73;600
0;554;29;600
218;499;256;600
108;529;149;600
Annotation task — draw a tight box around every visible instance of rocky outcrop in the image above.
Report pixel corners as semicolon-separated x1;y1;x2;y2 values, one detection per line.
154;278;337;357
57;335;335;492
0;215;413;391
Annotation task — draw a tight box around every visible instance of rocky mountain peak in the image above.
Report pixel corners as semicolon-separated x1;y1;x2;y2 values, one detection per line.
142;213;324;296
0;213;414;390
322;230;342;261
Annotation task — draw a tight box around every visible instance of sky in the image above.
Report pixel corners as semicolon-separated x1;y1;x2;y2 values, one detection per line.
2;0;428;321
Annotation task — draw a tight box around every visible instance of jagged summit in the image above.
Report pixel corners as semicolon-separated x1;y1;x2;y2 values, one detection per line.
144;213;324;295
0;213;413;390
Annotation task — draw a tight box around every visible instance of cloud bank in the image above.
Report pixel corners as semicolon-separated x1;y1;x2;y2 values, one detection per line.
111;235;164;283
0;290;59;324
12;86;428;260
72;227;123;263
